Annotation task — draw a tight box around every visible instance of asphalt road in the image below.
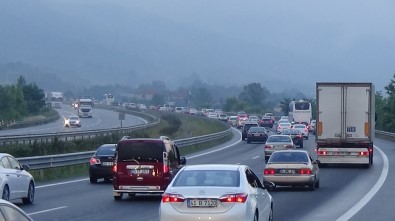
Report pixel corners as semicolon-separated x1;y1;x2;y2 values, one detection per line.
0;106;147;136
14;127;395;221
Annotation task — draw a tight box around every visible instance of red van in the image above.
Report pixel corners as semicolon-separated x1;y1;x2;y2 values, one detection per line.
113;137;186;200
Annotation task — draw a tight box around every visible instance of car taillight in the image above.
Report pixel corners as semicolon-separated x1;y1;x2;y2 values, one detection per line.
90;157;100;165
304;128;308;132
219;193;248;203
299;168;312;175
112;164;117;173
264;145;272;149
316;150;327;155
264;168;276;175
163;165;169;173
162;193;185;203
360;151;369;156
297;134;302;138
278;126;282;129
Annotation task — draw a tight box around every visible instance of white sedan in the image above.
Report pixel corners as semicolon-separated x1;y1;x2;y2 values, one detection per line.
0;153;35;204
159;164;274;221
292;124;309;139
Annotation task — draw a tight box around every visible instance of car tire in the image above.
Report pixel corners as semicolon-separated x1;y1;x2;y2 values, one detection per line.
268;205;273;221
114;194;123;201
90;177;97;184
104;178;112;183
22;181;35;204
315;179;320;188
300;143;304;148
2;185;9;201
247;140;251;144
306;136;309;140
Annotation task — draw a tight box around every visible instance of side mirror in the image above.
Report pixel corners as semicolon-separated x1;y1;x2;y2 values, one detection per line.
180;157;187;165
22;164;30;171
263;181;276;190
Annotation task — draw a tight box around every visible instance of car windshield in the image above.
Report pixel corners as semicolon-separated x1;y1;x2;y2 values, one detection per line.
117;141;163;162
172;170;240;187
267;136;292;142
269;152;309;163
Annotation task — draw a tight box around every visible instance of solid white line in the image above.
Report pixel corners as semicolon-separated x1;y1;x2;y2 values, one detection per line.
336;145;389;221
36;178;89;189
187;128;242;159
252;156;260;159
28;206;68;216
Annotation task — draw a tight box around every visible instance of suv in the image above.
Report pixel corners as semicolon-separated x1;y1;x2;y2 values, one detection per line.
113;137;186;200
241;121;259;140
259;116;274;128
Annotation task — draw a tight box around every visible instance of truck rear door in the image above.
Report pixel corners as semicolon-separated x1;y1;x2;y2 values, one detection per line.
317;84;342;141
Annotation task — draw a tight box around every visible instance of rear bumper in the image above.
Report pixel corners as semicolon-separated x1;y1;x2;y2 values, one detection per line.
264;175;315;186
317;156;369;164
89;166;113;179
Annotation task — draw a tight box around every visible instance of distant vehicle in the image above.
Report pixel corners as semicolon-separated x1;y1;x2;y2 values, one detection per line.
288;100;312;126
227;116;238;127
64;115;81;127
46;91;63;108
138;104;147;110
214;109;222;114
264;135;295;161
315;82;375;167
78;98;94;118
264;150;320;190
280;116;288;120
282;129;304;148
218;113;228;121
241;121;259;140
292;124;309;140
248;115;259;122
207;112;219;119
237;112;249;128
246;126;269;144
276;122;292;134
113;137;186;200
309;120;316;133
175;107;183;113
0;199;34;220
189;108;197;115
259;116;274;128
103;93;115;105
89;144;117;183
159;164;274;221
0;153;35;204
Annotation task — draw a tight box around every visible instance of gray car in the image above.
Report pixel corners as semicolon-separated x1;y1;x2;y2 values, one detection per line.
264;135;295;161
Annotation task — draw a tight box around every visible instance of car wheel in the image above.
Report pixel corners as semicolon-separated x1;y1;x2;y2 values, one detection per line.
306;136;309;140
90;177;97;184
104;178;112;183
247;140;251;144
309;178;316;191
22;181;35;204
2;185;9;201
300;143;304;148
114;193;123;201
315;179;320;188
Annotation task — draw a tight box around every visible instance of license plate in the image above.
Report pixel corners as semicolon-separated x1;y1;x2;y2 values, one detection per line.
188;199;218;208
279;169;295;174
102;162;113;166
131;169;150;174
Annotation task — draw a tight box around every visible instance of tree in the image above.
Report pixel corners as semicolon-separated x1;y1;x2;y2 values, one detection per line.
151;93;165;106
238;83;268;107
382;73;395;132
279;98;292;116
192;87;213;108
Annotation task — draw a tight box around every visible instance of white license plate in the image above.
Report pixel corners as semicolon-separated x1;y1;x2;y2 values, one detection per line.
279;169;295;174
102;162;113;166
188;199;218;208
131;169;150;174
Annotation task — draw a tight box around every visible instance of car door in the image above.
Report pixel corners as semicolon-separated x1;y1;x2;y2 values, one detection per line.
7;156;30;197
0;157;20;199
246;169;271;220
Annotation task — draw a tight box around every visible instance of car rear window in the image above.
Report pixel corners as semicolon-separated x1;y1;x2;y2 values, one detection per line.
173;170;240;187
97;144;116;155
269;152;308;163
249;127;265;132
117;141;163;162
267;136;292;142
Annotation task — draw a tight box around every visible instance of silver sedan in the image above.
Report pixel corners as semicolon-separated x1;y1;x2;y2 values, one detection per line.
159;164;274;221
264;135;295;161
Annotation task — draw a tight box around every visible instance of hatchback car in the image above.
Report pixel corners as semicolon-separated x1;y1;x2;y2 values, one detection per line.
113;137;186;200
0;199;34;221
282;129;304;148
64;115;81;127
263;150;320;190
89;144;117;183
264;135;295;161
0;153;35;204
159;164;274;221
292;124;309;140
246;127;269;144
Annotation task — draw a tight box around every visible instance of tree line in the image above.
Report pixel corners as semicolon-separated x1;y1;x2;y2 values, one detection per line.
0;76;46;128
375;74;395;132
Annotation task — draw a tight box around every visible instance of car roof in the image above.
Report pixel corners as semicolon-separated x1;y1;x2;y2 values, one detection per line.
271;150;309;154
0;153;12;158
182;164;243;171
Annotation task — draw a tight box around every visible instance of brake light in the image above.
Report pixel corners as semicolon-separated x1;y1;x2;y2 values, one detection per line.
317;150;327;155
304;128;308;132
368;147;373;152
264;168;276;175
112;164;117;173
264;145;272;149
297;134;302;138
360;151;369;156
163;165;169;173
162;193;185;203
278;126;282;129
90;157;100;165
219;193;248;203
299;168;312;175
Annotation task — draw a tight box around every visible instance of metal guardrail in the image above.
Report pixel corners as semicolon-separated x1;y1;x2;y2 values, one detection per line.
375;130;395;142
17;128;232;170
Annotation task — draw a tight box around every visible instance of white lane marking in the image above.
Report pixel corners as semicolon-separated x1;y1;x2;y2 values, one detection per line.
187;128;242;159
337;145;389;221
252;156;260;159
36;178;89;189
28;206;68;216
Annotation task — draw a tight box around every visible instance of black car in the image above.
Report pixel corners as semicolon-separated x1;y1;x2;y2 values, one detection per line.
246;126;269;143
259;116;274;128
89;144;116;183
282;129;304;148
242;121;259;140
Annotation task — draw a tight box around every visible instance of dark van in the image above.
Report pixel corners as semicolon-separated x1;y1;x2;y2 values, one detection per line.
112;137;186;200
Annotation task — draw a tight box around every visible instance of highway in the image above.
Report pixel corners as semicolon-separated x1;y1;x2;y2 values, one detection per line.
0;106;147;136
14;127;394;221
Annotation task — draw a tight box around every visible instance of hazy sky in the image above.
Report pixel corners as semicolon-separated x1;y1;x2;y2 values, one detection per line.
1;0;395;94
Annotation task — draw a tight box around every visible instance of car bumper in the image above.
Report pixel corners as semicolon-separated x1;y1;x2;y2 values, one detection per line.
89;166;113;179
264;175;315;186
247;136;267;142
